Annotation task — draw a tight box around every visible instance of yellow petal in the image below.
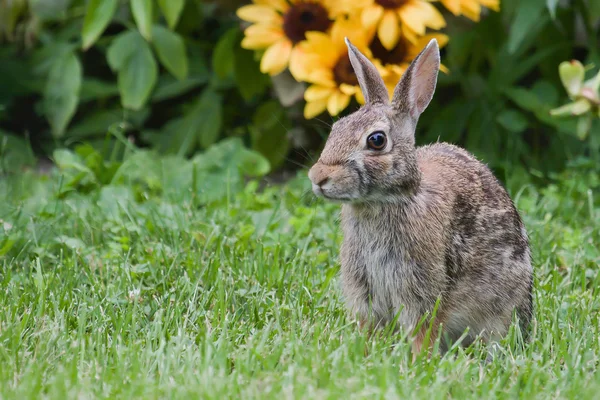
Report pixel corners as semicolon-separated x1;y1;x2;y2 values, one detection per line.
461;0;482;21
362;4;384;28
306;68;336;86
398;1;446;36
331;15;369;54
241;25;284;49
327;91;351;116
237;5;282;24
440;63;449;74
408;33;450;58
255;0;289;13
355;90;365;105
339;83;358;96
378;10;400;50
260;39;292;75
439;0;461;16
304;97;329;119
401;24;419;44
303;31;338;67
305;85;335;101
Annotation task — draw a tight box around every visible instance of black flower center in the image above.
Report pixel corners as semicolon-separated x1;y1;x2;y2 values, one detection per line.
375;0;409;9
333;53;359;86
283;2;332;44
369;36;408;66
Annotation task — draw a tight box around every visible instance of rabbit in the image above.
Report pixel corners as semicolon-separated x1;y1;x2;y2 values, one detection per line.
307;38;533;357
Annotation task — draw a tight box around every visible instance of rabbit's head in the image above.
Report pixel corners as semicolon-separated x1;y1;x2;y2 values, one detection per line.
308;38;440;203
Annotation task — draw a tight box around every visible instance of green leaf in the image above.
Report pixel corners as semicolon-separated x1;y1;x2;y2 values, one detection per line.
546;0;559;19
151;25;188;80
29;0;72;21
212;28;239;81
131;0;153;41
496;109;529;133
0;130;36;172
195;89;223;149
158;0;185;29
80;78;119;102
151;75;206;102
44;51;82;137
81;0;119;50
107;31;138;70
149;89;222;155
576;115;592;140
234;46;269;101
249;101;290;169
108;31;158;110
507;0;547;54
550;99;592;117
558;60;585;97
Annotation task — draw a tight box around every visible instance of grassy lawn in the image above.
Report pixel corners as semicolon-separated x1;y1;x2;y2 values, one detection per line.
1;154;599;399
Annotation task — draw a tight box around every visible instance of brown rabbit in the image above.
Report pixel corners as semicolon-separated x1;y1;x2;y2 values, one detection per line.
308;38;533;356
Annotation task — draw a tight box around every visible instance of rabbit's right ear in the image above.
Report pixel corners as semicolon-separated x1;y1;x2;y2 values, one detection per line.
391;39;440;119
345;38;389;105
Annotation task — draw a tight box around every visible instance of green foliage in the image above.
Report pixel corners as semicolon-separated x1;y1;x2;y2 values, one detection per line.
417;0;600;175
0;0;279;172
0;0;599;179
1;160;600;397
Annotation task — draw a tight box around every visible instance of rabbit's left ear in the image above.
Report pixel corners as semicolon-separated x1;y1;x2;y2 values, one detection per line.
345;38;389;105
392;39;440;119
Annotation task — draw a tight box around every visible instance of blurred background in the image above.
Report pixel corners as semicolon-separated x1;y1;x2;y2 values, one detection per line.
1;0;599;191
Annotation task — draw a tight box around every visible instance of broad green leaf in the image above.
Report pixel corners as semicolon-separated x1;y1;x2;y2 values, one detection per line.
108;31;158;110
550;99;592;117
131;0;153;41
29;0;72;21
151;76;206;102
107;31;138;70
239;147;271;177
234;46;269;101
119;44;158;110
507;0;547;54
249;101;290;169
150;89;222;155
496;109;529;133
546;0;559;19
79;78;119;102
158;0;185;29
195;89;223;149
558;60;584;98
504;88;545;112
0;130;36;172
81;0;119;50
576;115;592;140
212;28;239;80
44;52;82;137
151;25;188;80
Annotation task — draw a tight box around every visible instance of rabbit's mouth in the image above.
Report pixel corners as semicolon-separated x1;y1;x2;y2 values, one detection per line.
311;181;360;202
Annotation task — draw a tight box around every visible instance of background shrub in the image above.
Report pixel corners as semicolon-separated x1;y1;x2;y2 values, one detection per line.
0;0;599;182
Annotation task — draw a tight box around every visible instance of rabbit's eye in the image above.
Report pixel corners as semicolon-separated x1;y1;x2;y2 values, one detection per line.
367;131;387;150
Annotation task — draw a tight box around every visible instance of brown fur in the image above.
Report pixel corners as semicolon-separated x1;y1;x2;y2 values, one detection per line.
308;39;533;356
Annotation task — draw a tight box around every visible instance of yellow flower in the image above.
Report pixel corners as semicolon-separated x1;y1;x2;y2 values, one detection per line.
347;0;446;51
237;0;349;76
438;0;500;22
291;17;372;119
369;33;449;98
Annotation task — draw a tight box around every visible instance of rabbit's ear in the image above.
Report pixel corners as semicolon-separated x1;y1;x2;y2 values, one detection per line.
345;38;389;105
391;39;440;118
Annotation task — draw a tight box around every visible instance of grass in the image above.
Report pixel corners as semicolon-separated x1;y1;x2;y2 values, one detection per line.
1;154;600;399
